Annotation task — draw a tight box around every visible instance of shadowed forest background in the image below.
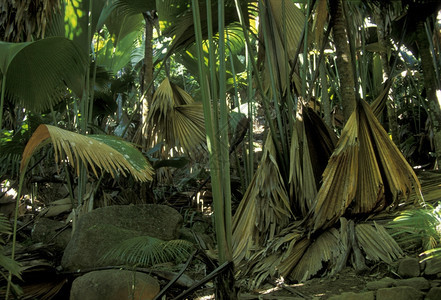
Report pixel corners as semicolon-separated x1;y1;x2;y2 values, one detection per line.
1;0;441;299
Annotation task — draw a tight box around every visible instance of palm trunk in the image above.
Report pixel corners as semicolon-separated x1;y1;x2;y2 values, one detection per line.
140;12;155;203
330;0;356;122
141;11;155;151
415;19;441;165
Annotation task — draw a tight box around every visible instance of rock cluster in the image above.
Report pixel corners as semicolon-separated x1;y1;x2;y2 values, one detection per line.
330;256;441;300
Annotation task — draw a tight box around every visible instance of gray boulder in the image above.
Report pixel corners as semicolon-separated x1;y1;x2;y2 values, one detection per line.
61;204;183;271
32;218;71;252
70;269;160;300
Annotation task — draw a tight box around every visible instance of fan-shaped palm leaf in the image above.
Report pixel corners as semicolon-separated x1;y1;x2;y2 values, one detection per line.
233;132;292;263
148;77;205;153
310;100;421;232
289;228;344;282
289;114;318;217
20;125;153;182
356;222;403;263
389;204;441;251
259;0;305;95
156;0;250;57
2;37;86;112
100;236;193;267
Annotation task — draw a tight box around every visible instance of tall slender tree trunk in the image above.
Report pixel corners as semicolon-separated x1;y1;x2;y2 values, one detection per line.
141;11;155;151
415;19;441;166
330;0;356;123
373;5;399;146
140;12;155;203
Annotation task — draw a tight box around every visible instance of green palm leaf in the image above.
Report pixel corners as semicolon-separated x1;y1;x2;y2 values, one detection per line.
148;78;205;153
100;236;193;267
2;37;86;112
21;125;153;182
259;0;305;94
0;213;22;295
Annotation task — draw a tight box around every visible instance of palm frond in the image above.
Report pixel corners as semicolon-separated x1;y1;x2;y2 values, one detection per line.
389;204;441;251
233;132;292;263
99;236;193;267
21;125;153;182
3;37;86;112
240;227;306;289
356;222;403;263
259;0;305;95
148;78;205;153
114;0;156;15
0;213;22;295
310;100;421;232
157;0;249;56
290;228;344;282
289;114;318;217
310;108;359;231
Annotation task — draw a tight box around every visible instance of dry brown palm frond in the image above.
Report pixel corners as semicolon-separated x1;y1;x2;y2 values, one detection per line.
289;107;337;218
356;222;403;263
289;228;345;282
148;78;205;154
239;226;306;289
310;109;359;231
310;100;421;232
21;124;153;182
289;116;317;217
233;132;292;264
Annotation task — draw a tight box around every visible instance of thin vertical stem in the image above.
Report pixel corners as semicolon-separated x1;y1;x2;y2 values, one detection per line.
191;0;229;263
218;0;232;259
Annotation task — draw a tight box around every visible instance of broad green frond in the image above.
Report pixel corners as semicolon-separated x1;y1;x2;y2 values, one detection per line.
3;37;86;112
21;125;153;182
114;0;156;15
148;78;205;153
100;236;193;267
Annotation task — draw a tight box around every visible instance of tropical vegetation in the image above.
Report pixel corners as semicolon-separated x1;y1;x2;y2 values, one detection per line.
1;0;441;298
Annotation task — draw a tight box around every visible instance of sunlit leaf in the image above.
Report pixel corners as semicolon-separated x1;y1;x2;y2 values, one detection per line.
21;125;153;182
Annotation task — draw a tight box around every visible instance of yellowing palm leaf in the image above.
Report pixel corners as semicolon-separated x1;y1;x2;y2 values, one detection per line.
310;100;421;232
233;132;292;263
21;125;153;182
148;78;205;153
289;115;318;217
